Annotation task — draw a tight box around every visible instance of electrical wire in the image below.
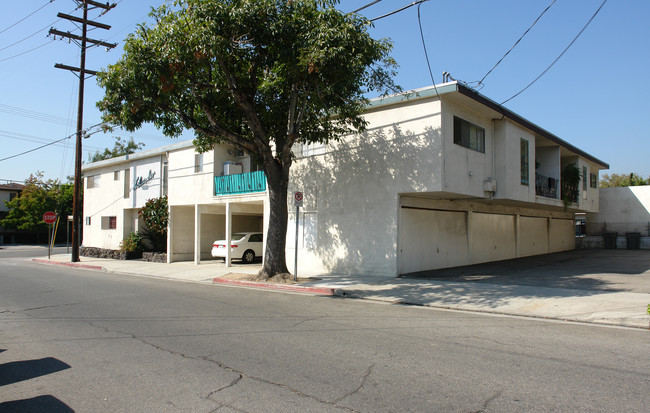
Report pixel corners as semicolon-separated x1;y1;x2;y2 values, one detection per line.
477;0;557;87
501;0;608;105
352;0;383;14
0;123;104;162
416;2;439;99
370;0;429;22
0;41;53;63
0;0;56;35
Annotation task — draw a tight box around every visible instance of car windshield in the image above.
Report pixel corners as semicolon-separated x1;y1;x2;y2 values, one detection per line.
231;233;247;241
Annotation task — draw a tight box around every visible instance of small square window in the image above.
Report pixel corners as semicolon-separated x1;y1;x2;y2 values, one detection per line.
85;217;91;225
453;116;485;153
87;175;99;189
101;216;117;230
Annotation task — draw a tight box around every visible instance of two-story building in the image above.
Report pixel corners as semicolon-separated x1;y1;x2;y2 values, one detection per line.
81;82;608;278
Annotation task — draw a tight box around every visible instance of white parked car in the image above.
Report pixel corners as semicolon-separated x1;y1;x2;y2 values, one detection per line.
211;232;263;263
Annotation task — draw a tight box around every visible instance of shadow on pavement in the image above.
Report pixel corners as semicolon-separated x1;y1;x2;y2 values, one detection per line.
0;357;71;386
0;395;74;413
401;249;650;293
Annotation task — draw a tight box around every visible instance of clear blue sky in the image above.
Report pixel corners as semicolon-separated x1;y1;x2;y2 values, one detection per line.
1;0;648;184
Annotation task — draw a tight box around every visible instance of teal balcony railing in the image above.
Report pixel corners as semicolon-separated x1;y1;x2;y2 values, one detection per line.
214;171;266;196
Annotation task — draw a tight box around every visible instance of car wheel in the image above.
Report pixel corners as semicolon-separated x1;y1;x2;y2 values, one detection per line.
242;249;255;264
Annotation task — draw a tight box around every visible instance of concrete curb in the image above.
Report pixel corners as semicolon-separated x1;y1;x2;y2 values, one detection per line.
32;258;104;271
213;277;335;295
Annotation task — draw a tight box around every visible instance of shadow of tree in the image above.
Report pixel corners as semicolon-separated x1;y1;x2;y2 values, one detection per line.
292;119;442;276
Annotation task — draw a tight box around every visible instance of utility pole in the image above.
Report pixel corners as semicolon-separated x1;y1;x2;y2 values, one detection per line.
50;1;116;262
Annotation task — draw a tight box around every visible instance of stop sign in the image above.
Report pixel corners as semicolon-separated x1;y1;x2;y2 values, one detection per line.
43;211;57;224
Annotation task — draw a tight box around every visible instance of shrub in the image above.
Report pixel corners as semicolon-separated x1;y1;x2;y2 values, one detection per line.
120;231;143;252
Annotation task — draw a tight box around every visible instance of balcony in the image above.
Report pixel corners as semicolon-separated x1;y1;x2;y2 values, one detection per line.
215;171;266;196
535;173;558;199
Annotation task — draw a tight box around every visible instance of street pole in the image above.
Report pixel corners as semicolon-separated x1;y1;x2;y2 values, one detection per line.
294;204;299;282
50;1;117;262
70;3;88;262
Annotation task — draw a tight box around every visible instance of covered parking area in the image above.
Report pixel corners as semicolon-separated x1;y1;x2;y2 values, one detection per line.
167;196;266;266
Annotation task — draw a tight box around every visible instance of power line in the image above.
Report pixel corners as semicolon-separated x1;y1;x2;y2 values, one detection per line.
370;0;429;22
0;41;53;63
416;2;439;99
0;0;57;35
352;0;383;14
501;0;608;105
0;123;105;162
476;0;557;87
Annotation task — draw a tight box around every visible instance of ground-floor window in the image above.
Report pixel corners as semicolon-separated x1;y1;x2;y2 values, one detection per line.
101;216;117;230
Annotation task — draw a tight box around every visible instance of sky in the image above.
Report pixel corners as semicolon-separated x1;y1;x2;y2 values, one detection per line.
1;0;649;184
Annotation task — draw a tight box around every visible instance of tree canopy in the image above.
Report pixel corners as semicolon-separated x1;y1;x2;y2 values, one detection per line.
88;136;144;163
97;0;398;278
600;173;649;188
1;172;74;232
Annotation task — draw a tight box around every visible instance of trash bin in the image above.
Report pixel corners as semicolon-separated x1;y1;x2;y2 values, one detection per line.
626;232;640;250
603;232;617;249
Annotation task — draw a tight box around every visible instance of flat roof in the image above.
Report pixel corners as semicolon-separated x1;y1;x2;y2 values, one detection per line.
368;82;609;169
82;139;194;172
84;82;608;171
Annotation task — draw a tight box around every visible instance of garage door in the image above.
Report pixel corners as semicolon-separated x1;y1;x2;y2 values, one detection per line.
399;207;468;274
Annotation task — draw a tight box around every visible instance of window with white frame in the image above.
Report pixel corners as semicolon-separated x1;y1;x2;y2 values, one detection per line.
86;175;100;189
453;116;485;153
194;153;203;173
85;216;91;225
101;216;117;230
123;168;130;198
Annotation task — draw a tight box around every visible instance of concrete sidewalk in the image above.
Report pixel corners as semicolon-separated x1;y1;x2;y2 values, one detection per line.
32;252;650;329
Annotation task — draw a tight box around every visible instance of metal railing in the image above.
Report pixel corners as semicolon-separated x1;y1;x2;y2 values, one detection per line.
214;171;266;196
535;173;558;198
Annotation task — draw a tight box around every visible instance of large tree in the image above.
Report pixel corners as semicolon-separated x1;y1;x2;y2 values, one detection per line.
1;172;74;233
97;0;397;278
600;173;649;188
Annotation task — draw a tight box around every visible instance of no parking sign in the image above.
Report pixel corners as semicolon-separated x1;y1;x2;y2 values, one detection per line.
294;191;303;206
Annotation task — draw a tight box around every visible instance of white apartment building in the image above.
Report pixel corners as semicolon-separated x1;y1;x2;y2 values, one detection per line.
82;82;608;277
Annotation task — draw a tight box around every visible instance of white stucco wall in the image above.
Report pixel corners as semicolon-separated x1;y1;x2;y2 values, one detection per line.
82;155;164;250
587;186;650;234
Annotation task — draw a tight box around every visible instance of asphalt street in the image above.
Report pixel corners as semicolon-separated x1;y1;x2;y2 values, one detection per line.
1;253;649;412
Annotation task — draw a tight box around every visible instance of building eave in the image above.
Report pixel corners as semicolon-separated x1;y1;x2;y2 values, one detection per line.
82;139;195;172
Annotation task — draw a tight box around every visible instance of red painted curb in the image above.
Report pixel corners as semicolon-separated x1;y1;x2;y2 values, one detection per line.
32;258;104;271
213;278;335;295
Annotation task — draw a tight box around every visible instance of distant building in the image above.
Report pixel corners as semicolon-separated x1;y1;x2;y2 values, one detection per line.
82;82;608;277
0;182;25;244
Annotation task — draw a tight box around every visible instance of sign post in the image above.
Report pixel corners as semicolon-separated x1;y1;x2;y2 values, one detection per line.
43;211;57;259
293;191;303;282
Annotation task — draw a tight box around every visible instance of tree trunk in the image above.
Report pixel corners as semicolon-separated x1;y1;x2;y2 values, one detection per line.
259;163;290;279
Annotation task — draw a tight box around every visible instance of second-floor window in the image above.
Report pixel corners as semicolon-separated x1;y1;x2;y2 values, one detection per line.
87;175;99;189
583;166;588;191
520;139;529;186
194;153;203;173
590;173;598;188
453;116;485;153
